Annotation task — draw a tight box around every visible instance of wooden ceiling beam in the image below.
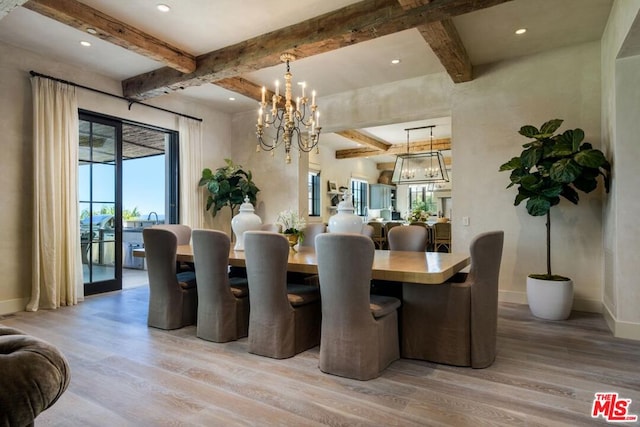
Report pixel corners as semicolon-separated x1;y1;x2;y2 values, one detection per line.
23;0;196;73
336;137;451;159
122;0;511;100
398;0;472;82
336;130;391;151
1;0;28;19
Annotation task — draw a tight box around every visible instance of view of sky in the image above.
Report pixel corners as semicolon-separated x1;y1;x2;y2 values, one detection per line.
79;155;166;218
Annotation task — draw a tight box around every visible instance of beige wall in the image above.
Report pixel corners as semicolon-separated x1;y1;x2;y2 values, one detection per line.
0;41;231;314
234;40;609;315
601;0;640;338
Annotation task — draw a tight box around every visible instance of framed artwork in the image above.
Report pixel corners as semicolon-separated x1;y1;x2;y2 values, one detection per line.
328;181;338;192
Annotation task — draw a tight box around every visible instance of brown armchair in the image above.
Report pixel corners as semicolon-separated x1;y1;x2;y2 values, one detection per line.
402;231;504;367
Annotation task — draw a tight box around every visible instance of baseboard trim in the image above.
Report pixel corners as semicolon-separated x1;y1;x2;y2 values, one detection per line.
603;304;640;341
498;290;602;313
0;297;28;316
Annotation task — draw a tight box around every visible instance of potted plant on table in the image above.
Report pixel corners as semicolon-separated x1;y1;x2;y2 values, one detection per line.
499;119;610;320
276;209;305;250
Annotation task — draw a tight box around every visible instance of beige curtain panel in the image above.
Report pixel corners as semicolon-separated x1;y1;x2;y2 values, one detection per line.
178;116;205;229
28;76;83;311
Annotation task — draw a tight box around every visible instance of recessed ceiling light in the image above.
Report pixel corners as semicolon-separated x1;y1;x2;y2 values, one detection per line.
228;97;236;101
157;4;170;12
391;59;401;65
515;28;527;35
86;28;97;35
80;41;91;47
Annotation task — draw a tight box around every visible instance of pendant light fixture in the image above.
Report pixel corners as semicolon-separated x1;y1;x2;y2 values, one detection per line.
391;125;449;185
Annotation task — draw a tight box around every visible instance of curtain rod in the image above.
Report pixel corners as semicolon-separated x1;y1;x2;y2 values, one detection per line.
29;70;203;122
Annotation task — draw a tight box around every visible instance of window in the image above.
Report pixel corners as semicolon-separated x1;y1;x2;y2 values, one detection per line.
408;185;438;213
308;171;320;216
350;178;368;216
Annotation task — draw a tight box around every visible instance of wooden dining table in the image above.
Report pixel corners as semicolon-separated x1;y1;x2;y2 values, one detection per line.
134;244;471;360
161;245;470;285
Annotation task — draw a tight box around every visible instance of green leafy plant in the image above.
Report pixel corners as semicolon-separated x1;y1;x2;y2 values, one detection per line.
199;159;260;217
499;119;610;280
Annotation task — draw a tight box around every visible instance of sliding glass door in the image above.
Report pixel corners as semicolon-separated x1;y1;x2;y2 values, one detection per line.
79;112;179;296
79;114;121;295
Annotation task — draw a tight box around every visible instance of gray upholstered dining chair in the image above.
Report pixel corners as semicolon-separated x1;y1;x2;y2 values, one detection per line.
244;231;321;359
152;223;191;244
143;228;198;330
260;223;282;233
402;231;504;368
192;229;249;342
361;224;375;239
299;223;326;248
152;223;194;271
387;225;428;252
316;233;401;380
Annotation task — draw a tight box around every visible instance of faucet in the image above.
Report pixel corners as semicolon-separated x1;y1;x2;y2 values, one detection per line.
147;211;159;224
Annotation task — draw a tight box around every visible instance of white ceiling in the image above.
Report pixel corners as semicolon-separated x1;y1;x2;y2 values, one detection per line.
0;0;613;160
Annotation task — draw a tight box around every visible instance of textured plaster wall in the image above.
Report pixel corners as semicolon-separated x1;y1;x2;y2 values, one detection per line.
0;41;230;314
601;0;640;338
452;41;603;312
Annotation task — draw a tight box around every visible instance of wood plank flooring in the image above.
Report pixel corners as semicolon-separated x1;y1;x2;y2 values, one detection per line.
1;286;639;426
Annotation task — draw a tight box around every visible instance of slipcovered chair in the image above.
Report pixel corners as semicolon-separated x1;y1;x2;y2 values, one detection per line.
316;233;400;380
152;223;191;244
0;326;70;426
402;231;504;368
383;222;402;247
299;223;326;248
260;223;281;233
433;222;452;252
387;225;428;252
361;224;375;239
152;223;194;271
143;228;198;330
192;229;249;342
244;231;321;359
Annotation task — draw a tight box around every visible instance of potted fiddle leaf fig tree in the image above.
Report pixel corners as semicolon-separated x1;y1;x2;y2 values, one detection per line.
199;158;260;218
499;119;610;320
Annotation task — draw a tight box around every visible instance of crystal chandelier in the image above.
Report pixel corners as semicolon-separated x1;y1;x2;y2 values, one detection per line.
391;125;449;185
255;53;321;164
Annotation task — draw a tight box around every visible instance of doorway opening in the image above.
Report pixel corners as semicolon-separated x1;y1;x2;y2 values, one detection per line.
79;112;178;295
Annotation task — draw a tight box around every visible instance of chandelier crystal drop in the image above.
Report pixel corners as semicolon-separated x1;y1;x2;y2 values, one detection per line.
255;53;321;164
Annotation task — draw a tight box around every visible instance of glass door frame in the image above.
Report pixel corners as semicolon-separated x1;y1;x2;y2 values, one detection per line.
80;112;123;295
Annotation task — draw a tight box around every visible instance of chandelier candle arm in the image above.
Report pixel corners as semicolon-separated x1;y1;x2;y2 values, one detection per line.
256;53;321;164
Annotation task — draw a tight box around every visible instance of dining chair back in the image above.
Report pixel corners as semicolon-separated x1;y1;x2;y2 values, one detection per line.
387;225;428;252
366;221;385;249
402;231;504;367
151;224;192;244
316;233;400;380
433;222;452;252
361;224;375;239
300;223;326;248
244;231;321;359
142;228;197;330
260;223;282;233
192;229;249;342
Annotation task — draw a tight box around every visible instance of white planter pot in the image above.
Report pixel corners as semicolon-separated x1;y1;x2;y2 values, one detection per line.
526;276;573;320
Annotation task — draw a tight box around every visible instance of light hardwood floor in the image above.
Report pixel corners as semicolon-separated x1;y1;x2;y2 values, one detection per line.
1;286;639;426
